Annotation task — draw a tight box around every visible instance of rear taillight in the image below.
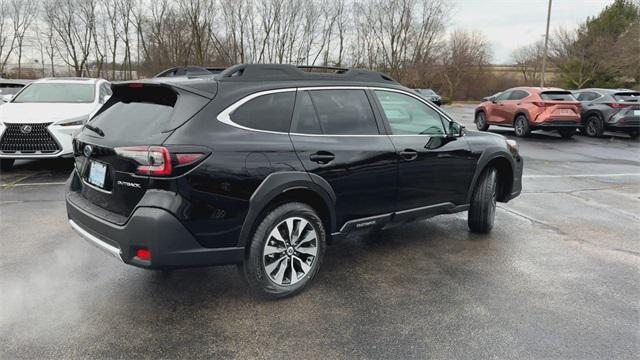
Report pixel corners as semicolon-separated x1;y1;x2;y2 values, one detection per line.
607;103;631;108
115;146;206;176
533;101;550;107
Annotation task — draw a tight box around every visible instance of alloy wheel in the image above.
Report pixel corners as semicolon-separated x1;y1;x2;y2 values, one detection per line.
515;119;524;136
586;120;597;137
262;217;318;286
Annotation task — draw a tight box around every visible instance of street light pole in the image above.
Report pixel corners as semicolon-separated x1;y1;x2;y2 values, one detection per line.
540;0;552;87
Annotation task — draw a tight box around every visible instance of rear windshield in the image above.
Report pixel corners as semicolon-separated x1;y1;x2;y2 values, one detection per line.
88;86;177;142
540;91;576;101
614;92;640;102
13;83;94;103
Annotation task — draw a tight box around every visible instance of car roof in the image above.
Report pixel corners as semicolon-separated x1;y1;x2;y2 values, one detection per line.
577;88;638;94
0;79;31;86
217;64;399;85
32;78;106;85
510;87;568;93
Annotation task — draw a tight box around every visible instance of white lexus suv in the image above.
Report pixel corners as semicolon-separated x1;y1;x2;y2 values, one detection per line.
0;78;111;171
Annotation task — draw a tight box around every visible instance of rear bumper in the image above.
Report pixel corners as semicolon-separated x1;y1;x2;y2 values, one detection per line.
66;193;244;269
532;120;582;130
607;116;640;129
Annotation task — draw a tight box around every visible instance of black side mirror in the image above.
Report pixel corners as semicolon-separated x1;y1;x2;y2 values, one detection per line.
449;122;465;137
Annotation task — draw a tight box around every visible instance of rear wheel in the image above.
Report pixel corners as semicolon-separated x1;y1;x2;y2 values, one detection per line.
559;128;576;139
468;168;498;234
628;130;639;139
513;115;531;137
475;111;489;131
584;115;604;137
243;202;326;299
0;159;14;172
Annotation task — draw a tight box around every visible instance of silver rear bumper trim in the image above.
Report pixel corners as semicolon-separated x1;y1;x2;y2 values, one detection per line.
69;219;123;262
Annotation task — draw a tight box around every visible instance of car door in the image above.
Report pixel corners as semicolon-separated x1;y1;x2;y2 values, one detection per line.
289;88;398;227
372;89;475;211
489;90;512;123
505;90;530;124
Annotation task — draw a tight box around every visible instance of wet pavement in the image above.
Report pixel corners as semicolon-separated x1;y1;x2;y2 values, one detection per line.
1;104;639;359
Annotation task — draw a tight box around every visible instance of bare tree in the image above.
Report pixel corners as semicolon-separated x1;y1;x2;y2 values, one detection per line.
441;29;491;99
512;40;544;84
0;0;17;75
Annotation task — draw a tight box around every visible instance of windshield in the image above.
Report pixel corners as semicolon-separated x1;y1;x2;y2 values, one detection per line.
418;89;436;95
13;83;95;103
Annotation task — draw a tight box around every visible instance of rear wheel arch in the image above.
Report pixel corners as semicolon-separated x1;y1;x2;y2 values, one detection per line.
513;111;530;124
239;172;336;247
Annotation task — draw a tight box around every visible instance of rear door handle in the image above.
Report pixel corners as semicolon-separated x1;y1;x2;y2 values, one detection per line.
399;149;418;161
310;151;335;164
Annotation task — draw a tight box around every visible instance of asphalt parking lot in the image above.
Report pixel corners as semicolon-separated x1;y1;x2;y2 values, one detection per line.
1;104;638;359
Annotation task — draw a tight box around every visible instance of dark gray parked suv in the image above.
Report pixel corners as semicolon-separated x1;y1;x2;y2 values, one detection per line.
572;88;640;138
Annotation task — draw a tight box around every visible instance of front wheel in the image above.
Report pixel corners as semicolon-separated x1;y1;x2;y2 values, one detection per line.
243;202;326;299
514;115;531;137
468;168;498;234
559;128;576;139
0;159;14;172
475;111;489;131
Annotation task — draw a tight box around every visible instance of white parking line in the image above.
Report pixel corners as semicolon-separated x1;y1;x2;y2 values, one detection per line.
1;181;67;187
524;173;640;179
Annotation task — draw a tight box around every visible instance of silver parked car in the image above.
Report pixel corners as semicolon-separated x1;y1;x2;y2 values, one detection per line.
573;88;640;138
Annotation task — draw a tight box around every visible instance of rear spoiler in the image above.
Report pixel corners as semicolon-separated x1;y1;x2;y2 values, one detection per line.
113;78;218;99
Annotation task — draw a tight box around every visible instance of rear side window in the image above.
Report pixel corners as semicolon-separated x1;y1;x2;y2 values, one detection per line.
231;92;295;133
307;90;379;135
540;91;575;101
614;92;640;103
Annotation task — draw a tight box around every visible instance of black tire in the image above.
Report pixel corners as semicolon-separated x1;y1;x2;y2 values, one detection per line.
559;128;576;139
584;114;604;137
243;202;326;299
475;111;489;131
628;130;639;139
0;159;14;171
468;168;498;234
513;115;531;137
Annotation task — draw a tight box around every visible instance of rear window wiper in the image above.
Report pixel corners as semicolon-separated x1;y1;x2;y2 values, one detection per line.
84;124;104;137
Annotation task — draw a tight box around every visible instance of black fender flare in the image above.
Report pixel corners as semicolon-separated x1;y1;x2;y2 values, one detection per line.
466;148;515;204
237;171;336;247
513;110;530;123
583;110;603;123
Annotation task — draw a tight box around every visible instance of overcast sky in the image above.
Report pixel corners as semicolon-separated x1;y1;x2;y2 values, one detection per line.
451;0;615;64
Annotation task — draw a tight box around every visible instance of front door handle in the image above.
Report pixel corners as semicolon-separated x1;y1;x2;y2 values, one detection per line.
399;149;418;161
310;151;335;164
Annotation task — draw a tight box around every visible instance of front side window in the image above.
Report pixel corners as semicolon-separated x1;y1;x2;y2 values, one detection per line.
496;91;512;101
230;92;296;133
509;90;529;101
375;90;446;136
304;89;379;135
12;83;95;103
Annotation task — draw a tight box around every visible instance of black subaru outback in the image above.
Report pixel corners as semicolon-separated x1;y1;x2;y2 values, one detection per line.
66;64;523;298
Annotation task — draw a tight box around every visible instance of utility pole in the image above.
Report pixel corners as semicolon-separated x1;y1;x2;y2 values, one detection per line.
540;0;552;87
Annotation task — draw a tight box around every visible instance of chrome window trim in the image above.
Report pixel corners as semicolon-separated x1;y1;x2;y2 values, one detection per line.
215;86;456;137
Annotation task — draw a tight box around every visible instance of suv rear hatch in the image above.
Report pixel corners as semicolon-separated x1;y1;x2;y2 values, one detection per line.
71;81;215;221
537;91;581;119
611;92;640;118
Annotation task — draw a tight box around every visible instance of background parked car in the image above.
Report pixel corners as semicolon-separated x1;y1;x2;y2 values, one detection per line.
475;87;581;139
414;88;442;106
0;79;31;105
154;66;225;78
572;88;640;138
0;78;111;171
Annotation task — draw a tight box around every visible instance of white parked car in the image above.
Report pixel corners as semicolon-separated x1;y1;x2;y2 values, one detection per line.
0;78;111;171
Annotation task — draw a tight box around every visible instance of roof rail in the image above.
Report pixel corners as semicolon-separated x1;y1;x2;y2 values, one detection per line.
217;64;398;84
